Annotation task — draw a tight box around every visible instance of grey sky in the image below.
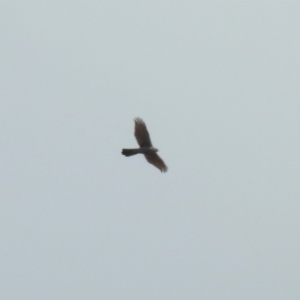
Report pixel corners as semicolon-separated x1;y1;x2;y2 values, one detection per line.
1;1;300;299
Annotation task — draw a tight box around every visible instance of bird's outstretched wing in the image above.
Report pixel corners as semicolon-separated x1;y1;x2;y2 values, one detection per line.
134;118;152;147
145;153;168;172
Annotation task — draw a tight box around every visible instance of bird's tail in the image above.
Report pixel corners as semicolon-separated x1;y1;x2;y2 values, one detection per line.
122;148;141;157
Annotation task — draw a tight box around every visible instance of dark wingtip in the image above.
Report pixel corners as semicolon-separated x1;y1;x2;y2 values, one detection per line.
134;117;144;124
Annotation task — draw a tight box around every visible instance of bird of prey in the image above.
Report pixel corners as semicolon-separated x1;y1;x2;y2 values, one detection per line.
122;118;168;172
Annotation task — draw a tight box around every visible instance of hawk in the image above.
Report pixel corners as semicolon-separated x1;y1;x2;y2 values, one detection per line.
122;118;168;172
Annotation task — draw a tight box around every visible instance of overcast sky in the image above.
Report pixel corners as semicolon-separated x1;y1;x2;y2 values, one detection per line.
1;1;300;299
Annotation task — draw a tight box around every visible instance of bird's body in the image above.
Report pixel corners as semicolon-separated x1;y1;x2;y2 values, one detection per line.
122;146;158;156
122;118;168;172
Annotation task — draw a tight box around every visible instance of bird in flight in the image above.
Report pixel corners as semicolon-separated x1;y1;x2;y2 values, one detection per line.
122;118;168;172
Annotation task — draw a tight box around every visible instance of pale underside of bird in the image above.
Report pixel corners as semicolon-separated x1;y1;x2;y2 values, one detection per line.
122;118;168;172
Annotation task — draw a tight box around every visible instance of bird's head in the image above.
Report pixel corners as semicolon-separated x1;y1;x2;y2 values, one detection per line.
151;147;159;153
